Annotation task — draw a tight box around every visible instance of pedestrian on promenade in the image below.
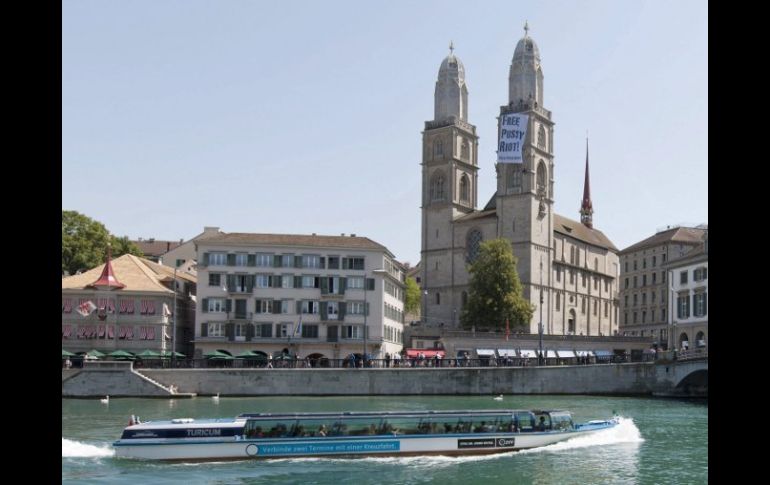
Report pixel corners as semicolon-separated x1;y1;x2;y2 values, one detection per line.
267;354;273;369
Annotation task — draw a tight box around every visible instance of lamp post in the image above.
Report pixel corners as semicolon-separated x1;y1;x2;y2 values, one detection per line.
172;265;178;367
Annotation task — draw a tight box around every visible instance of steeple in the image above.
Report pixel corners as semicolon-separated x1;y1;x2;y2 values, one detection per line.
434;42;468;122
509;22;543;107
580;137;594;228
88;244;126;290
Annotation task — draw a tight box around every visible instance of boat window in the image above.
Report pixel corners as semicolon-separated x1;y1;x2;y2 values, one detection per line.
254;419;297;438
514;412;536;431
549;412;574;432
334;417;381;436
534;412;552;431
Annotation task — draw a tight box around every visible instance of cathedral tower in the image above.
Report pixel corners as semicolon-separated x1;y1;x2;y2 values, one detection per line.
495;23;555;332
421;43;479;324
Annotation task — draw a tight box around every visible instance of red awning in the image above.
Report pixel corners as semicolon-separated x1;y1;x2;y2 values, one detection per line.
405;349;446;358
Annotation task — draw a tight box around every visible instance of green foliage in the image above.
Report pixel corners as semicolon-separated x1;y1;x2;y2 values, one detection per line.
62;211;143;275
460;238;533;331
404;276;421;315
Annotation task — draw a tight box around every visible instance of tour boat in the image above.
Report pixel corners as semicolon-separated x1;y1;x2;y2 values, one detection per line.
113;409;619;461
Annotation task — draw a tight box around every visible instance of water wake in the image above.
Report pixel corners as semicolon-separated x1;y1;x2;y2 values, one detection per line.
62;438;114;458
518;416;643;454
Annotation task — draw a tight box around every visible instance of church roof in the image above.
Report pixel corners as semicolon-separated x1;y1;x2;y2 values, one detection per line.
553;214;618;251
620;226;707;254
455;209;497;222
439;54;465;81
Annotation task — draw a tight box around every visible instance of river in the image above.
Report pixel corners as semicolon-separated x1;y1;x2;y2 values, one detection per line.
62;395;707;484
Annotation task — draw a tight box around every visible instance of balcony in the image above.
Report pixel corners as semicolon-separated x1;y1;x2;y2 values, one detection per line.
226;312;253;321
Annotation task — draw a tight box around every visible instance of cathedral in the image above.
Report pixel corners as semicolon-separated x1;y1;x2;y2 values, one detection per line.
420;25;620;337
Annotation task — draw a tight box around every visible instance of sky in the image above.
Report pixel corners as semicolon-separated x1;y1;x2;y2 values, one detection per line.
62;0;708;265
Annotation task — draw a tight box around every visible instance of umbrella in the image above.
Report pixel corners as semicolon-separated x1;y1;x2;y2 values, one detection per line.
204;350;232;358
159;351;186;358
235;351;263;359
135;349;162;358
85;349;106;358
207;354;234;360
107;350;135;359
62;349;75;358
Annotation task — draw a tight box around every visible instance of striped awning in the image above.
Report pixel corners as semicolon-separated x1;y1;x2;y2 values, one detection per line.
545;350;558;358
497;349;517;357
556;350;577;358
519;350;537;358
575;350;594;357
475;349;496;357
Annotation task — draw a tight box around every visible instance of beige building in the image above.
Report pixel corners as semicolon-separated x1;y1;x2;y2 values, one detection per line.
159;226;223;269
421;27;619;336
61;253;197;357
194;232;405;360
618;225;707;349
665;232;708;351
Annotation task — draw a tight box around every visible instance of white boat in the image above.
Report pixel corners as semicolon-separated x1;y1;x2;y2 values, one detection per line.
113;409;619;461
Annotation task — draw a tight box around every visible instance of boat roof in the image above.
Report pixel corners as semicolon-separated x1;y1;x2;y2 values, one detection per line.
237;409;567;419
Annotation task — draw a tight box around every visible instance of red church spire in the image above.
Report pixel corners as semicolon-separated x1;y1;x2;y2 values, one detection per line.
580;137;594;228
89;244;126;290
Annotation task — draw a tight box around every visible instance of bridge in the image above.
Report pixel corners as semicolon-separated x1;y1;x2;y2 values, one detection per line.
652;354;708;397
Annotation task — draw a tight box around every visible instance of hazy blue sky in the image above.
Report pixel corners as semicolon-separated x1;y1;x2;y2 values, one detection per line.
63;0;707;265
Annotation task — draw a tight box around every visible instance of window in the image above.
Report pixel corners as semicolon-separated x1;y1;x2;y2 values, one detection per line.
593;300;597;315
537;125;546;149
326;302;339;320
624;295;628;307
680;271;688;284
642;293;647;305
175;259;184;268
642;275;647;286
581;298;586;314
507;165;522;189
652;272;657;284
234;324;248;338
570;270;575;285
651;291;656;303
633;260;637;270
280;300;290;314
343;325;362;339
328;256;340;269
302;276;317;288
343;257;365;270
633;312;637;323
652;256;657;267
633;294;638;306
302;255;321;269
300;300;318;314
209;252;226;265
348;301;365;315
459;174;470;202
694;292;707;317
624;312;628;325
208;298;226;313
256;253;272;267
430;172;446;201
208;273;221;287
280;254;294;267
594;278;598;290
624;262;628;272
466;229;483;263
282;275;293;289
677;294;690;319
256;275;271;288
662;271;666;283
625;278;629;289
556;267;561;282
570;247;575;264
436;293;441;305
208;322;224;337
255;300;273;314
633;276;637;288
536;161;547;195
604;280;608;292
604;301;608;317
301;325;319;338
643;258;647;269
461;139;469;159
662;253;667;262
433;139;443;157
255;324;272;337
581;274;586;287
661;309;666;321
556;293;560;310
277;324;289;338
347;276;364;289
235;254;248;267
694;267;708;281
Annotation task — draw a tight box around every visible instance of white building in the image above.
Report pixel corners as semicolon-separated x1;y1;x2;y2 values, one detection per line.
194;231;405;361
665;232;708;351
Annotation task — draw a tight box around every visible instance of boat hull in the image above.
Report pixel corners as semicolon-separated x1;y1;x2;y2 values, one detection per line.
114;426;612;461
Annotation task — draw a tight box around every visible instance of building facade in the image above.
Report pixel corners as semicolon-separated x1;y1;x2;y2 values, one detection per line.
618;225;707;349
159;226;223;269
61;253;197;357
665;232;708;351
420;27;619;336
194;232;405;360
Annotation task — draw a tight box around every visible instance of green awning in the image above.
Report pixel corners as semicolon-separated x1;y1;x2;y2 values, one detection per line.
107;350;135;358
135;349;162;358
85;349;106;358
62;349;76;357
159;351;186;358
204;350;231;358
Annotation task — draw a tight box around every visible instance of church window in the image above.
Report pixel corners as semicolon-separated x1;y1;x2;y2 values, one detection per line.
594;300;598;316
433;139;443;158
466;229;483;263
436;293;441;305
536;161;547;196
570;247;575;264
459;174;470;202
594;258;598;272
430;172;446;202
506;165;522;189
461;139;469;159
556;293;560;310
581;298;586;314
605;301;609;317
537;125;546;149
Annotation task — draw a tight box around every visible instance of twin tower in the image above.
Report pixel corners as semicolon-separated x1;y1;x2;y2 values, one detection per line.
420;25;616;336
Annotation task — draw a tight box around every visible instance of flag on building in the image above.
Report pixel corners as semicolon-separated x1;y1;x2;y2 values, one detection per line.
189;292;197;303
294;314;303;337
77;300;97;317
163;303;172;317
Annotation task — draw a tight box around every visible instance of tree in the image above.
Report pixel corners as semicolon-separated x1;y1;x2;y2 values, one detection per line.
460;238;533;331
404;276;421;315
62;211;143;275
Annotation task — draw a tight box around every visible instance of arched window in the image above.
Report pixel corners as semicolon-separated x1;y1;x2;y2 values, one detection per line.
433;139;443;158
466;229;483;263
536;161;547;195
430;172;445;202
537;125;546;149
459;174;470;202
506;165;522;189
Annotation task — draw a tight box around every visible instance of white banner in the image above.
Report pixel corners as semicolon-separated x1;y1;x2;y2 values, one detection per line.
497;113;528;163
